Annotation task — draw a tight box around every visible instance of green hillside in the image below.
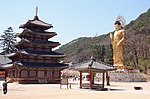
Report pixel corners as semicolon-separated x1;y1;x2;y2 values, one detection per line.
56;8;150;72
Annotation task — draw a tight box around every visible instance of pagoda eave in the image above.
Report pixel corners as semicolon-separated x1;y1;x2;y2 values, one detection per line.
14;62;69;70
5;51;66;59
19;17;53;30
5;53;16;58
14;39;60;48
2;62;69;70
21;53;66;58
15;43;60;48
18;29;57;38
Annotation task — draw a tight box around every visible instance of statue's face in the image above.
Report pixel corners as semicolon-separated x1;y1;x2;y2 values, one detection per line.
114;24;120;31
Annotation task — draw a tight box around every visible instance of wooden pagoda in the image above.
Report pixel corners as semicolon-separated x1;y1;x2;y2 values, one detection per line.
4;13;68;84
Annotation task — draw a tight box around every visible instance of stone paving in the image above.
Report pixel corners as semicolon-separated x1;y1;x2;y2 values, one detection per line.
0;80;150;99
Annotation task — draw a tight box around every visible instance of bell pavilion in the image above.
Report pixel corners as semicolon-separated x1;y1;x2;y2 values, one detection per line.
4;8;68;84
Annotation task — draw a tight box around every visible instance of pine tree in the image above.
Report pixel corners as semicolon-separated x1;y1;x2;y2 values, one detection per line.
0;27;17;54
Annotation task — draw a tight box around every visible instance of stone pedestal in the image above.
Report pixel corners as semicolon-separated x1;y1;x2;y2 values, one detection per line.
109;69;146;82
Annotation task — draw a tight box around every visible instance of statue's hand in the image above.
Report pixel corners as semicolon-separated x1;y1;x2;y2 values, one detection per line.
110;32;113;39
117;43;120;46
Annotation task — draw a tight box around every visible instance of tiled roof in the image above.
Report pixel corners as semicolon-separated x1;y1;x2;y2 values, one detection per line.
20;50;65;57
18;29;57;37
1;62;69;69
5;50;66;58
28;40;60;45
15;39;60;47
0;55;12;64
0;63;13;69
69;59;116;72
15;61;69;69
19;16;53;30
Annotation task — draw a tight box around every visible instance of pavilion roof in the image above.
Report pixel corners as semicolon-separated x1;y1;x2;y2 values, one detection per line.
19;16;53;30
2;61;69;70
69;59;116;73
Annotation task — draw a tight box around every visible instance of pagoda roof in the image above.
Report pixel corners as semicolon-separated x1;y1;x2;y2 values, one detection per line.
19;16;53;30
15;39;60;48
18;29;57;38
6;50;66;58
69;59;116;73
2;61;69;70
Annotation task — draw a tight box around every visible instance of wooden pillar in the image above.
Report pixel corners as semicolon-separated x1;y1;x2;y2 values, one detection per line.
16;70;18;78
92;73;95;84
5;69;7;79
80;71;82;88
18;70;21;78
106;71;110;86
36;70;38;79
27;69;30;78
45;70;47;79
89;71;93;89
102;72;105;88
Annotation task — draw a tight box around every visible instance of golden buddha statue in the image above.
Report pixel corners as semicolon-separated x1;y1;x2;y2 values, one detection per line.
110;17;125;68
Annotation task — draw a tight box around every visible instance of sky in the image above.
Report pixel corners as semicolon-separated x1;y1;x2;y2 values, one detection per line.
0;0;150;47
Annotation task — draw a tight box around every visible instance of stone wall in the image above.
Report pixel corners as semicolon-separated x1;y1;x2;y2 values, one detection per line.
96;70;146;82
109;72;146;82
146;69;150;81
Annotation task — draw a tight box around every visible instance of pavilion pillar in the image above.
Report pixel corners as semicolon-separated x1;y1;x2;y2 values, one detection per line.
80;71;82;88
106;71;110;86
102;72;105;88
92;73;95;84
89;71;93;89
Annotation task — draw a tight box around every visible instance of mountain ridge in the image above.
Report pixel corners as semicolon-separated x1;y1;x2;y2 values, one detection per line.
56;8;150;71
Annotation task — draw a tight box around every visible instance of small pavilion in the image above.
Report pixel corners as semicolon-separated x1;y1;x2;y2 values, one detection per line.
69;58;116;89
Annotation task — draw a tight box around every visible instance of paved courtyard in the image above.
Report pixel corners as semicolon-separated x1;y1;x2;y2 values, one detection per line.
0;80;150;99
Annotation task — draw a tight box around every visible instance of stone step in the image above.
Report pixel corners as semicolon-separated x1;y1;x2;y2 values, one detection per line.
38;79;47;84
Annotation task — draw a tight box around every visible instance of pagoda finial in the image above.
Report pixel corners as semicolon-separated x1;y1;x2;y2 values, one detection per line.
34;6;39;20
34;1;39;20
36;6;38;16
35;0;38;16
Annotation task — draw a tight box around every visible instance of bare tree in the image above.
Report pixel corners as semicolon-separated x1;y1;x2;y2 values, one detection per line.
125;30;149;69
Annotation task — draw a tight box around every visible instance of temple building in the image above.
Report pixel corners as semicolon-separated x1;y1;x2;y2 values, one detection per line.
3;9;68;84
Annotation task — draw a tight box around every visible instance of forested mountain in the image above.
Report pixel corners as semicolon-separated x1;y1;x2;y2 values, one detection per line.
56;8;150;71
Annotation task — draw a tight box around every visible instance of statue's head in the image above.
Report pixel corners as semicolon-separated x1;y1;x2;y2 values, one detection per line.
114;21;122;31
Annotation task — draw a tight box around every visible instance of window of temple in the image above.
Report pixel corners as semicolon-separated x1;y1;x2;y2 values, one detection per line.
36;47;42;51
28;47;34;50
8;70;15;78
28;58;35;62
35;37;41;41
45;47;51;51
45;59;50;63
37;58;43;62
38;71;45;78
47;71;52;78
21;70;28;78
53;71;59;78
29;70;36;77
